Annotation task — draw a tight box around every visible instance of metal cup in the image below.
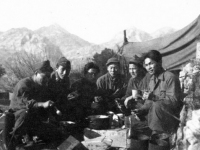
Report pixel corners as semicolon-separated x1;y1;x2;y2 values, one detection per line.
132;90;138;99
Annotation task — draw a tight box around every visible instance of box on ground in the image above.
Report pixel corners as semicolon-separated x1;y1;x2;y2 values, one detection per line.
82;136;111;150
84;128;128;148
57;135;86;150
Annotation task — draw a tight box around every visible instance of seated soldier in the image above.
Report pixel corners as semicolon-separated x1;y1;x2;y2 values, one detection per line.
48;57;71;120
135;50;182;141
95;57;127;114
123;55;146;115
68;62;100;120
9;60;63;146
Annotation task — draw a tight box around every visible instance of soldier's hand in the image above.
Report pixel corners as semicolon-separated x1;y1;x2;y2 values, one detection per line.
43;100;54;108
142;91;157;101
67;92;79;101
94;96;103;103
142;91;154;100
111;89;122;98
124;96;133;108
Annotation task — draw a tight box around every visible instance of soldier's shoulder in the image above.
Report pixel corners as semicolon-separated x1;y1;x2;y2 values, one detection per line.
15;77;33;89
164;71;177;78
97;73;108;81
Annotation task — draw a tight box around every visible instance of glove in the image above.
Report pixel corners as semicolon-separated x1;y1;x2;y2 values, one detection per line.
94;96;103;103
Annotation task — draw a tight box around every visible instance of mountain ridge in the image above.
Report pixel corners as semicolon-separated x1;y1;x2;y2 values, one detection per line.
35;24;92;56
0;24;176;68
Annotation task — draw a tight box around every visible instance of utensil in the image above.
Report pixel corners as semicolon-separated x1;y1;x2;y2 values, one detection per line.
132;90;138;99
54;106;62;116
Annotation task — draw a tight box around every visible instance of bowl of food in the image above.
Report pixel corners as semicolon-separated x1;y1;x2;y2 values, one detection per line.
87;115;110;130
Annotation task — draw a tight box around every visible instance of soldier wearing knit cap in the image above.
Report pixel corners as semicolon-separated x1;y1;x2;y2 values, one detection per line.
56;57;71;70
10;60;54;111
55;57;71;80
34;60;53;73
95;57;127;114
48;57;71;120
123;55;147;114
9;60;62;146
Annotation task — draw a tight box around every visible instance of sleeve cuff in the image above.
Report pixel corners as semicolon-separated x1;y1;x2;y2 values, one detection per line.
33;102;39;108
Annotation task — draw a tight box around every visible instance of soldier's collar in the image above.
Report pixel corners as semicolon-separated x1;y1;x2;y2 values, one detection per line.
108;73;120;80
149;68;165;81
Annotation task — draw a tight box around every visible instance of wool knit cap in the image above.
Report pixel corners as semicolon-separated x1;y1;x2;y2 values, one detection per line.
129;55;143;67
34;60;53;73
106;57;120;66
56;57;71;68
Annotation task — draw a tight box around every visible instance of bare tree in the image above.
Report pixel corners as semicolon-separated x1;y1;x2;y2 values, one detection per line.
1;47;63;91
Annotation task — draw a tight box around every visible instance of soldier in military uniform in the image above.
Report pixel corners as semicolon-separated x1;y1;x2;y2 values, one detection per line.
9;60;62;146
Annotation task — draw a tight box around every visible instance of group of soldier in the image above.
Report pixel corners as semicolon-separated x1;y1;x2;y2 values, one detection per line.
8;49;183;147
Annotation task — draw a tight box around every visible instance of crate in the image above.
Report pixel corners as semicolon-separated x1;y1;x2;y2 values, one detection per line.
84;128;128;148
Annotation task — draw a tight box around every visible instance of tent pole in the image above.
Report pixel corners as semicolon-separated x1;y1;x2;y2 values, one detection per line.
123;30;128;44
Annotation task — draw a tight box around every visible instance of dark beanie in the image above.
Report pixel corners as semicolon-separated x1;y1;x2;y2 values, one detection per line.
129;55;143;67
106;57;120;66
34;60;53;73
143;50;162;63
56;57;71;69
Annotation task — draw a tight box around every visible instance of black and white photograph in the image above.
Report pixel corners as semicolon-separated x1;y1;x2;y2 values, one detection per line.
0;0;199;149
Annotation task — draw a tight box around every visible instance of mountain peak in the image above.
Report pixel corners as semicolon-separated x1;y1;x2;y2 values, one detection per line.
36;24;69;34
35;24;91;55
151;27;176;39
49;23;62;28
102;27;152;50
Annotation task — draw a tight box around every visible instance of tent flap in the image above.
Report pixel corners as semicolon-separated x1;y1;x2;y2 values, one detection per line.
121;15;200;70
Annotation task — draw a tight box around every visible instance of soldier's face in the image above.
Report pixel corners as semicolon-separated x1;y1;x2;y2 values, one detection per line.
56;65;70;80
107;64;119;77
85;68;99;83
129;64;138;78
144;58;158;75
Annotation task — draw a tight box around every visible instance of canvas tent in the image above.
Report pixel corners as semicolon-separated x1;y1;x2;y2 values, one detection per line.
121;15;200;70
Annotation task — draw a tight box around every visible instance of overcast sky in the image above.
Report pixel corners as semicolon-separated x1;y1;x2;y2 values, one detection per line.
0;0;199;44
